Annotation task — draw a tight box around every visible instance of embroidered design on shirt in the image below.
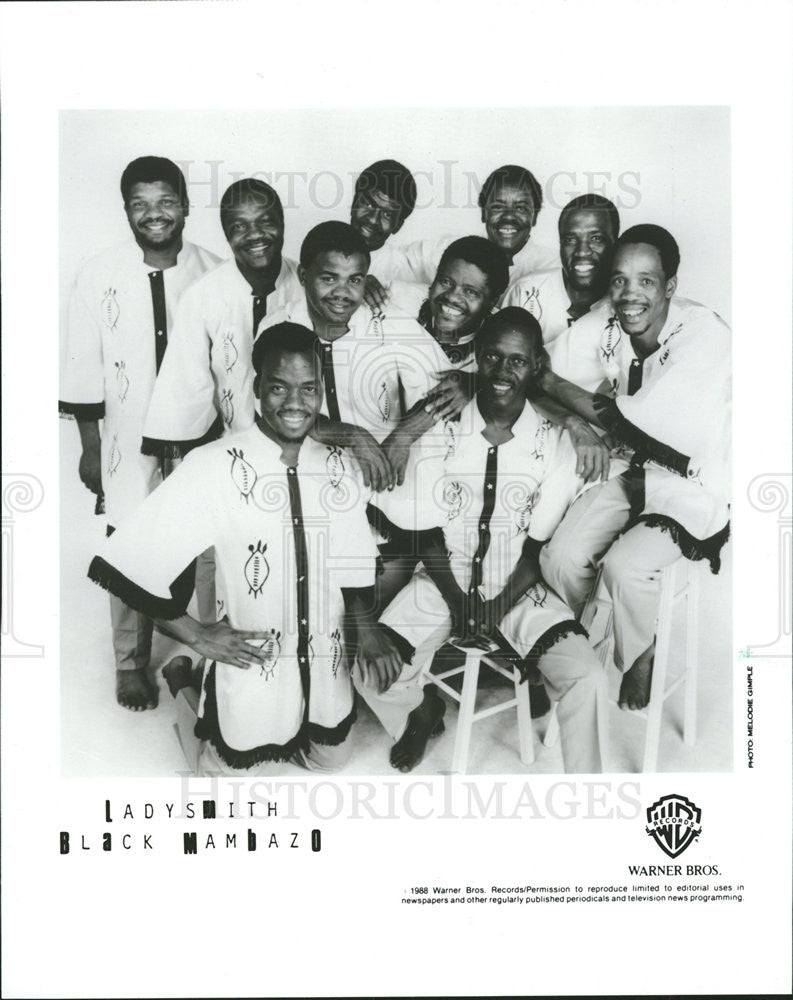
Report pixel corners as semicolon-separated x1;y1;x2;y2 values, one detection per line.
245;540;269;597
257;629;281;679
686;465;702;485
101;288;120;330
522;286;542;320
514;486;541;535
377;382;391;423
330;628;343;678
658;323;683;366
216;599;224;619
221;389;234;428
326;445;345;492
444;480;464;522
443;420;457;461
308;635;316;667
525;582;548;608
114;360;129;403
107;434;121;476
223;331;239;374
600;316;622;362
368;312;385;345
228;448;258;502
531;419;552;461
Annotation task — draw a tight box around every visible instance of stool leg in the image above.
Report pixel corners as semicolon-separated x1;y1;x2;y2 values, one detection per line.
684;564;699;746
643;565;675;772
514;670;536;764
451;650;481;774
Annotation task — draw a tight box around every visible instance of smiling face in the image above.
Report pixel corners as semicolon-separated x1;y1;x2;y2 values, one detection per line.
351;187;404;252
477;327;541;411
257;350;323;443
125;181;188;252
427;257;495;343
221;192;284;273
609;242;677;344
560;207;617;294
481;180;537;257
299;250;368;332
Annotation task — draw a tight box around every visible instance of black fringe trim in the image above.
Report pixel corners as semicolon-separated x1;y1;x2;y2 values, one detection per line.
195;661;355;768
140;413;224;459
87;555;195;620
495;620;589;684
636;514;730;574
59;400;105;421
593;394;690;477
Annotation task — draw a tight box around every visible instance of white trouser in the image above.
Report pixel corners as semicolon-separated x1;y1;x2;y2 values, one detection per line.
540;476;681;670
356;571;605;773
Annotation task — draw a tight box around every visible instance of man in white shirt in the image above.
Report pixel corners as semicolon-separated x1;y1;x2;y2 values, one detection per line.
370;236;510;606
141;178;303;456
538;225;731;711
504;194;620;345
89;324;399;773
358;308;606;773
350;159;418;284
364;163;559;311
60;156;220;711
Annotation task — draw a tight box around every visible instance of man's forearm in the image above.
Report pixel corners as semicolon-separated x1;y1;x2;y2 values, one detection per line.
491;551;544;621
421;536;464;608
540;371;605;428
76;418;101;452
310;414;368;447
154;613;202;650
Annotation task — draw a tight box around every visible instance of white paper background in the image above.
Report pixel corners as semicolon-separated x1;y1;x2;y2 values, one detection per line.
2;1;791;997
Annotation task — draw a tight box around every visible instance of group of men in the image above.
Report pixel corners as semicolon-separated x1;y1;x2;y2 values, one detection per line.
60;153;731;776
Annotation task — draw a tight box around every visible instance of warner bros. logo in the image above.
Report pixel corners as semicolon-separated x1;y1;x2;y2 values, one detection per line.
645;794;703;858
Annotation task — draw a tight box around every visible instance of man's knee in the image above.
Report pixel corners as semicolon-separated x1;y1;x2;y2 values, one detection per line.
541;540;597;611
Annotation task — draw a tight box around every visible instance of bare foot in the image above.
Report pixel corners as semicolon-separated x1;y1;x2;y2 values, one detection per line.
116;669;158;711
390;689;446;772
618;644;655;710
162;656;194;698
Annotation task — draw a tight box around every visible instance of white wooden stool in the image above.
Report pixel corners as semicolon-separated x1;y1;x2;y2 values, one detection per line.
580;557;700;772
423;642;559;774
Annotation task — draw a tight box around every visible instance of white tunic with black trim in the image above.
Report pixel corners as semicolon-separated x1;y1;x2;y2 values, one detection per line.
59;238;220;527
381;397;584;657
141;256;302;453
259;297;454;532
503;267;610;345
549;295;731;548
89;426;377;766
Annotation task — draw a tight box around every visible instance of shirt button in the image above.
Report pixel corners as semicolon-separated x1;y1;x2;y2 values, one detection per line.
157;330;163;337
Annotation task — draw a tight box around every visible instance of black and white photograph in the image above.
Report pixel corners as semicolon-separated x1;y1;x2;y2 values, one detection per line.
59;106;733;779
2;2;791;998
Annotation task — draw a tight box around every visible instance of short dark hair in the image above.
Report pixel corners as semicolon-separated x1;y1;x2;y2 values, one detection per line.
220;178;284;221
300;221;371;269
437;236;510;300
558;194;620;240
478;165;543;216
120;156;187;205
252;322;320;381
354;160;417;219
616;224;680;279
476;305;544;355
